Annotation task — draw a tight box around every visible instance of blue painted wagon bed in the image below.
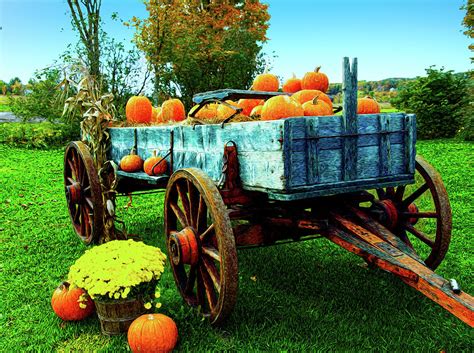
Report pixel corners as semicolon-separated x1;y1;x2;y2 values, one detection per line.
63;58;474;327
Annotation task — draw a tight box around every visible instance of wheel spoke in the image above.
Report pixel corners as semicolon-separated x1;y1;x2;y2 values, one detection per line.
83;185;91;193
395;185;406;202
188;181;199;229
73;205;81;223
401;183;429;208
402;211;438;219
202;256;221;293
376;189;385;200
199;265;217;309
202;245;221;262
68;159;77;179
386;187;395;198
196;271;206;307
405;223;435;247
66;177;75;185
176;182;191;226
195;195;205;232
185;265;197;295
170;200;188;228
199;223;215;242
85;197;94;210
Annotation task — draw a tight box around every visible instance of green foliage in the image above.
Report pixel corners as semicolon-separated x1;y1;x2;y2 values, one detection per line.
0;140;472;351
461;0;473;62
0;122;79;148
9;68;66;122
391;67;469;139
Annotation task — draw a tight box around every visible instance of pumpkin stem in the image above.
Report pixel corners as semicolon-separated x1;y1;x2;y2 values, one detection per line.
152;150;157;157
292;72;296;79
312;95;320;105
315;66;321;73
130;147;137;155
60;281;70;290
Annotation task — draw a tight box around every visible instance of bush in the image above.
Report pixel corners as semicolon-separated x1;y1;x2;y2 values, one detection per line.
391;67;469;139
0;122;79;149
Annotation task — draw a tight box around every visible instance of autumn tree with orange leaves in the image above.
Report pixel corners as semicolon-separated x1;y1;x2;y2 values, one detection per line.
132;0;270;108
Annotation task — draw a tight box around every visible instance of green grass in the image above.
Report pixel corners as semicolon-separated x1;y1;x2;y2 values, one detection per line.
0;140;472;352
0;95;14;112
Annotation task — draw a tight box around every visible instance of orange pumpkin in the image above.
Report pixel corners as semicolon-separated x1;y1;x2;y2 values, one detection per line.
128;314;178;353
126;96;153;124
292;89;333;110
190;103;219;120
301;66;329;93
120;148;144;173
282;74;302;93
51;282;95;321
302;96;332;116
250;105;263;117
237;99;264;116
261;95;304;121
161;98;186;122
151;107;162;123
357;96;380;114
144;151;168;176
252;73;279;92
217;100;240;119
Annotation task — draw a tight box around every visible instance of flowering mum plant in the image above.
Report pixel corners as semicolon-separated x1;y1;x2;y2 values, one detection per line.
68;240;166;308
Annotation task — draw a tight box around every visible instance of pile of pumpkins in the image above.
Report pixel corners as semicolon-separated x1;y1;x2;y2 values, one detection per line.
124;66;380;126
51;282;178;353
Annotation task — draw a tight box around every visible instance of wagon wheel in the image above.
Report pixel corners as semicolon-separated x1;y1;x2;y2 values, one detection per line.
164;168;238;325
371;155;452;270
64;141;104;244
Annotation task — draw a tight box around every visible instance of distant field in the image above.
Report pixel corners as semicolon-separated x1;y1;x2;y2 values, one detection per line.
0;95;16;112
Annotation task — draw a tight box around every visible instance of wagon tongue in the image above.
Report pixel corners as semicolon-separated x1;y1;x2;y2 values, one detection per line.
324;207;474;327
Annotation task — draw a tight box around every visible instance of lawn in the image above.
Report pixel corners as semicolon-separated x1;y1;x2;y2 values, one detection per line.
0;139;472;352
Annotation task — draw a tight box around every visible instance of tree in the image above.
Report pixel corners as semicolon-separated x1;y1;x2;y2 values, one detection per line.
0;80;7;95
391;67;469;139
132;0;270;108
462;1;473;62
66;0;101;79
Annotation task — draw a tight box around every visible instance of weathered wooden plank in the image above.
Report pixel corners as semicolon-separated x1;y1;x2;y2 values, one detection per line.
306;118;320;184
378;114;390;176
405;114;416;174
342;57;358;181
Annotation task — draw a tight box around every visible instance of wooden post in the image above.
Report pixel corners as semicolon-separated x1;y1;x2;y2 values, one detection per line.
342;57;358;181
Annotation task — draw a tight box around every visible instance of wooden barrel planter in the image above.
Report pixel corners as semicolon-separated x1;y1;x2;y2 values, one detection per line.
95;297;149;335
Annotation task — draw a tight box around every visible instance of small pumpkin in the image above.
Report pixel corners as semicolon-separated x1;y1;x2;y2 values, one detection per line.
144;150;168;176
120;148;144;173
261;95;304;121
151;107;163;123
282;74;302;93
301;66;329;93
190;103;219;120
128;314;178;353
126;96;153;124
161;98;186;122
357;96;380;114
252;73;279;92
302;96;332;116
51;281;95;321
217;100;240;120
292;89;333;110
250;104;263;117
237;99;264;116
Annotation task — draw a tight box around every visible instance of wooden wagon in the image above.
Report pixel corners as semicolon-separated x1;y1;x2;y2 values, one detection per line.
63;58;473;326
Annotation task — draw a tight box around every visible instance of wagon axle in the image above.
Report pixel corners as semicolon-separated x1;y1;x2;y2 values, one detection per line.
65;182;82;205
168;227;200;266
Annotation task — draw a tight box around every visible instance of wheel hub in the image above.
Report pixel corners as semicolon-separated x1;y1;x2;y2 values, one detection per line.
372;199;418;229
168;227;200;266
65;182;82;205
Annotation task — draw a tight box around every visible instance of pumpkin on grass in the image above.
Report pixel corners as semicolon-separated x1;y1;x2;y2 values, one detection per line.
282;74;302;93
120;148;144;173
144;151;168;176
261;95;304;121
292;89;332;110
126;96;153;124
303;96;332;116
51;281;94;321
357;96;381;114
161;98;186;122
128;314;178;353
301;66;329;93
252;73;279;92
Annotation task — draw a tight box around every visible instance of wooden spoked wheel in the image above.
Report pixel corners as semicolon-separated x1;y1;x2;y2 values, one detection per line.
64;141;103;244
371;155;452;270
164;168;238;325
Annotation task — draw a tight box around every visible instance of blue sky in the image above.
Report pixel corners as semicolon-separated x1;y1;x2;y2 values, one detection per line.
0;0;471;84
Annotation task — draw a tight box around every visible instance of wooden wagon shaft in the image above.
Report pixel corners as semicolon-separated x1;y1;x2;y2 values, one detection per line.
324;211;474;327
